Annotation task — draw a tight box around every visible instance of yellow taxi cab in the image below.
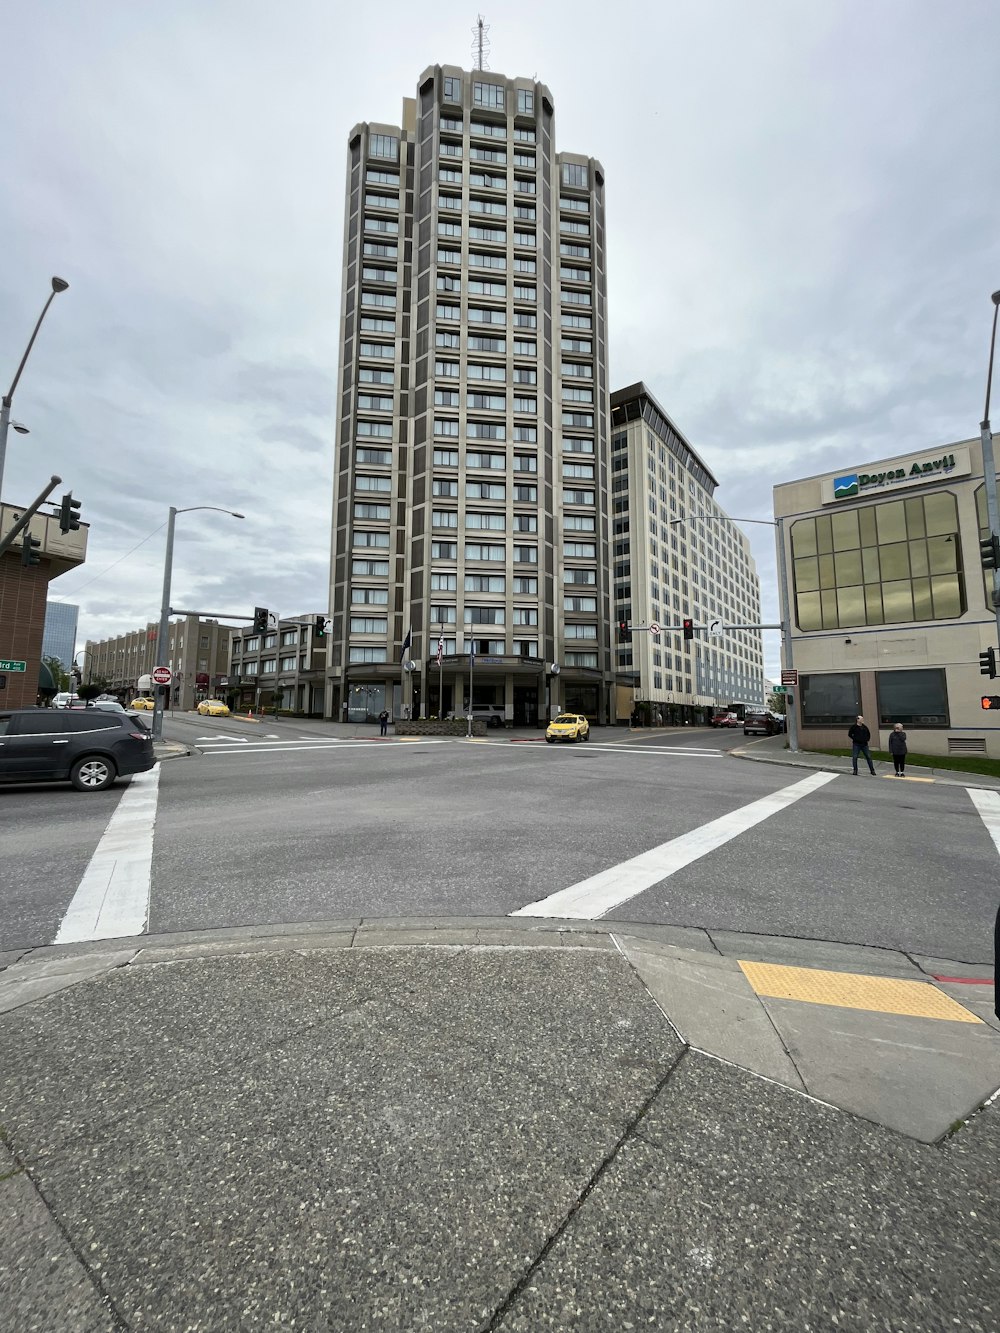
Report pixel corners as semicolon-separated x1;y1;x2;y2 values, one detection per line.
129;697;155;711
545;713;590;743
197;699;231;717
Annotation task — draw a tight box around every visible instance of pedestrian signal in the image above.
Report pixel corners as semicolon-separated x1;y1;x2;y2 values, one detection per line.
981;696;1000;710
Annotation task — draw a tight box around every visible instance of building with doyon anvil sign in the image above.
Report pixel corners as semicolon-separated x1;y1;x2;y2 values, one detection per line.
775;434;1000;757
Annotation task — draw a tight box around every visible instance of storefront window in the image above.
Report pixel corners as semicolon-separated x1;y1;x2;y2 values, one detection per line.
876;669;949;727
791;492;963;629
800;673;861;727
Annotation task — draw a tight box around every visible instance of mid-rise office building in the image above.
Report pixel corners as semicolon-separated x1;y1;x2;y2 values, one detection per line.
84;616;234;710
327;63;611;726
42;600;79;673
610;383;765;723
775;434;1000;757
227;615;328;716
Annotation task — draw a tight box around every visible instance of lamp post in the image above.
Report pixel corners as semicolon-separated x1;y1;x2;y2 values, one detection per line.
669;513;799;753
980;290;1000;648
0;277;70;501
152;504;245;739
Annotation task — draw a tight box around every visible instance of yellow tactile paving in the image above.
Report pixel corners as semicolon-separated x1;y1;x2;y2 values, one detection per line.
738;960;983;1023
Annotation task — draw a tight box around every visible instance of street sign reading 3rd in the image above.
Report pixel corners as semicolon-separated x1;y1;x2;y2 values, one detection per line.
0;659;27;672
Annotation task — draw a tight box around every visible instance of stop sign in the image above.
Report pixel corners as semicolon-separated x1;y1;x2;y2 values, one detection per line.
152;666;172;685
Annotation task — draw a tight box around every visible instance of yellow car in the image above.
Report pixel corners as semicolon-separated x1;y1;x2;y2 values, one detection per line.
129;697;155;711
197;699;231;717
546;713;590;743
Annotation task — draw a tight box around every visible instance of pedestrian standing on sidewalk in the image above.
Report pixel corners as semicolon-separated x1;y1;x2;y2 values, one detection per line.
847;715;877;775
888;723;908;776
379;708;389;737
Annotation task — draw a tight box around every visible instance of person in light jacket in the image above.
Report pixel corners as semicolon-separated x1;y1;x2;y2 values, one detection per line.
847;715;876;775
888;723;908;777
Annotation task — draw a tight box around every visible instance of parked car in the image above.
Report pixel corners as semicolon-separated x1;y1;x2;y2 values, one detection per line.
0;708;156;792
711;711;740;728
51;692;79;709
197;699;231;717
743;710;780;736
546;713;590;744
129;697;156;711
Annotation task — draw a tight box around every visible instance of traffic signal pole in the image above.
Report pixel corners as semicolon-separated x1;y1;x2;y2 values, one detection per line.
979;293;1000;653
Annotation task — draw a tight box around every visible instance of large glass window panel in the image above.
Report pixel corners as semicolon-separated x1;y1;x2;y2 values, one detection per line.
927;535;958;574
930;574;962;618
837;586;865;625
876;668;948;727
797;591;822;630
904;497;926;538
861;546;880;582
875;501;906;544
858;507;878;546
801;673;862;726
909;541;929;577
879;542;910;581
819;553;837;588
923;491;957;537
791;518;817;557
815;514;833;555
912;577;933;620
882;580;914;622
794;557;819;591
834;549;863;586
820;589;838;627
864;585;884;624
831;509;859;551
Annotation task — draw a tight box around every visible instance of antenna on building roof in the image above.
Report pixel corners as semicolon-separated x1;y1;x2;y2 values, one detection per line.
472;14;490;70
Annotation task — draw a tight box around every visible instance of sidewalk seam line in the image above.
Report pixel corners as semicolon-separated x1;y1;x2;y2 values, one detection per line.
480;1045;690;1332
1;1137;132;1332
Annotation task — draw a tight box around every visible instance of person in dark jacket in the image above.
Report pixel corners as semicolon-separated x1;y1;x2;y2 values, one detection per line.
888;722;908;776
378;709;389;736
847;715;876;775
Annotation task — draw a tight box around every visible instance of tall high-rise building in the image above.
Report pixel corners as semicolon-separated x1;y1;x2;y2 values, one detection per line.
328;64;611;726
610;383;766;723
42;600;79;673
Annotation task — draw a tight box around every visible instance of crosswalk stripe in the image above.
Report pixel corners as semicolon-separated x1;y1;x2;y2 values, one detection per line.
512;770;837;920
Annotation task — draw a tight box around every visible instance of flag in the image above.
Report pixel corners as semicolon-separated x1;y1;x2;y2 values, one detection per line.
436;635;444;667
401;627;412;661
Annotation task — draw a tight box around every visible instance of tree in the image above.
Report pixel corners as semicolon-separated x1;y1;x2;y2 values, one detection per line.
77;682;105;701
43;655;70;691
767;690;787;715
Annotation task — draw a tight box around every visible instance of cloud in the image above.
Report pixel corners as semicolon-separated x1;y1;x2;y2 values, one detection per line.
2;0;998;682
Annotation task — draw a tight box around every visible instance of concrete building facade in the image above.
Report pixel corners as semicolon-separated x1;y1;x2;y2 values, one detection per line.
610;384;765;724
0;501;87;708
328;63;611;726
774;434;1000;757
84;616;235;711
227;615;328;716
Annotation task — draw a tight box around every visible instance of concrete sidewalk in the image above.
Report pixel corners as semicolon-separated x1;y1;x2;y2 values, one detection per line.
734;731;1000;788
1;919;997;1331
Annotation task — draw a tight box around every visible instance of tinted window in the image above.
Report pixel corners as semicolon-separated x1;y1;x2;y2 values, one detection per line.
0;715;10;737
12;712;68;735
64;713;122;732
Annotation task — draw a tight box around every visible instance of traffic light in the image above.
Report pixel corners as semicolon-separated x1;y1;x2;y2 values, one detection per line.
682;617;694;641
980;648;997;678
314;615;328;639
252;606;268;633
981;696;1000;710
618;620;630;643
980;533;1000;570
21;533;41;567
57;493;82;534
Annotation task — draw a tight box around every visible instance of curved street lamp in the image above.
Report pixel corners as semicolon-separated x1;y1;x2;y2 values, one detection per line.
152;505;245;738
0;277;70;499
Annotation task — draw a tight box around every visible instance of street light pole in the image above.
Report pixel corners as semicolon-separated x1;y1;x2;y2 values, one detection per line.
0;277;70;501
670;512;799;752
152;504;245;740
980;290;1000;648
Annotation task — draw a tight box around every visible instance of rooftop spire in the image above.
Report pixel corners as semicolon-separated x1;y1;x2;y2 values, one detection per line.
472;14;490;71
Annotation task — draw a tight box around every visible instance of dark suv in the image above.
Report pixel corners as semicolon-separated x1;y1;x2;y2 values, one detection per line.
0;708;156;792
743;710;780;736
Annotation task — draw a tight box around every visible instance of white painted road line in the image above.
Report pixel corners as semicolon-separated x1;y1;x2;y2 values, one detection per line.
512;770;838;920
199;739;452;756
967;788;1000;856
54;768;161;944
580;743;721;758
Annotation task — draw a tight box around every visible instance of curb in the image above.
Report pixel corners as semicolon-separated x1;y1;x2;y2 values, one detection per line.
730;743;1000;789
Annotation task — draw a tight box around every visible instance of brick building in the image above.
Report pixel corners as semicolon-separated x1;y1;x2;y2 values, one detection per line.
84;616;236;711
0;500;88;708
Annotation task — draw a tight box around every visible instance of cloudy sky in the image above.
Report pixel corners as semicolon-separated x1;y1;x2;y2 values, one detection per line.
2;0;998;677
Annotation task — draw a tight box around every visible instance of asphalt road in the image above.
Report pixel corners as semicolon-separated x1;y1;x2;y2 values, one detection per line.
2;718;998;962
